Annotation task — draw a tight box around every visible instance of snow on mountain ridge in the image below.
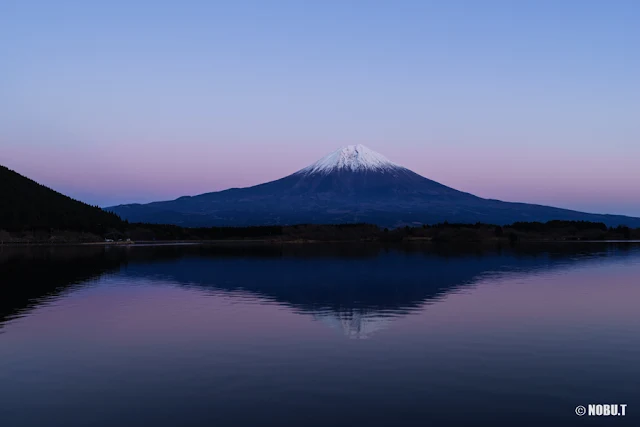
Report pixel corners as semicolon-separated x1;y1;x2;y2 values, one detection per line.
298;144;401;174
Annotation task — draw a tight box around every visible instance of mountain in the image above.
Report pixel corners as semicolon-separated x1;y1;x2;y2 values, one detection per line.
107;145;640;228
0;165;123;232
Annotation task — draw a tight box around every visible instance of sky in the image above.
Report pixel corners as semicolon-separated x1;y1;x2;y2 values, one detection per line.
1;0;639;215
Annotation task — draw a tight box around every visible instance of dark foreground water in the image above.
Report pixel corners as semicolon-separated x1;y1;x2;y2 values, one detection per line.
1;243;639;427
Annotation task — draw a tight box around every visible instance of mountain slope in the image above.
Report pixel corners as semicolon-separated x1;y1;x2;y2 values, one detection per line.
107;145;640;228
0;165;123;232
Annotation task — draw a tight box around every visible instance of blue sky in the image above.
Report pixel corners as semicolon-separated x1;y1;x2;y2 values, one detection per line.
1;0;639;214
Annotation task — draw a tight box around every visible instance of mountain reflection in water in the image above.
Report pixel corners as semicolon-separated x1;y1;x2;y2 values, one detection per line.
2;242;640;427
2;242;638;339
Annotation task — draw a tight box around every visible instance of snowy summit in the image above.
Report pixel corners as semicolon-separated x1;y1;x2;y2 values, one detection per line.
298;144;401;175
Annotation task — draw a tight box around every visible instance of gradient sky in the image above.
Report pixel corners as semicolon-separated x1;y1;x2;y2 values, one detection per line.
1;0;639;215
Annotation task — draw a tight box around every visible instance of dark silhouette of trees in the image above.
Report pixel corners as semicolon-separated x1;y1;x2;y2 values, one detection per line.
0;166;123;234
613;226;632;239
511;220;608;233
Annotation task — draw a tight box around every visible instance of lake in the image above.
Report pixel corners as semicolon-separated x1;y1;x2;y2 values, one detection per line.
1;243;638;426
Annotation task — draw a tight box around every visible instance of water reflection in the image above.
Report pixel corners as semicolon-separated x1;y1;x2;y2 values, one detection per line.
2;242;639;339
0;246;125;327
1;243;640;427
314;310;394;339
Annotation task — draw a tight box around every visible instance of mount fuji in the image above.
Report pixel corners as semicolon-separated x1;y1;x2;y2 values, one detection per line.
107;145;640;228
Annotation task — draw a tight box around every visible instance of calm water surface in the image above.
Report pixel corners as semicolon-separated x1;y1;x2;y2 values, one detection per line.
1;243;639;426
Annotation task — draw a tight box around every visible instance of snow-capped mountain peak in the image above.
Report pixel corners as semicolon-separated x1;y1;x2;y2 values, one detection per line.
299;144;401;174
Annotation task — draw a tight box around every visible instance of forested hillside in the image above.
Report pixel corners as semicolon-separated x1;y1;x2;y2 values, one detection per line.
0;165;123;233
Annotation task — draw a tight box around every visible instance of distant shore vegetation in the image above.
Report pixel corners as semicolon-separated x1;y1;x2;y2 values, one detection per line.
1;220;638;245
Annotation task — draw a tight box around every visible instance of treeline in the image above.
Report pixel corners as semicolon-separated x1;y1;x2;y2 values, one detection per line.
0;165;123;234
5;220;639;245
120;221;633;242
104;223;380;242
119;220;639;243
383;220;639;243
508;220;633;240
121;224;284;241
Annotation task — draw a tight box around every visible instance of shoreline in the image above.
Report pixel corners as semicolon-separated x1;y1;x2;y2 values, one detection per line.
2;238;640;248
